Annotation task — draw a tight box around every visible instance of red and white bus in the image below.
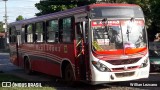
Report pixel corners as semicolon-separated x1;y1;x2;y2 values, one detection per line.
9;3;149;84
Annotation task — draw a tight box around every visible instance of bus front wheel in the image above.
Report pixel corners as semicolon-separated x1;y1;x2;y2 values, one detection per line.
64;64;75;84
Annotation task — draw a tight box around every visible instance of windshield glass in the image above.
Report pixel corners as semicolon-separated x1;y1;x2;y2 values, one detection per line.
91;6;144;18
92;20;147;52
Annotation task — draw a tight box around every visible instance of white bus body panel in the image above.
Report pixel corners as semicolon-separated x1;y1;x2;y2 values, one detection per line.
90;52;149;85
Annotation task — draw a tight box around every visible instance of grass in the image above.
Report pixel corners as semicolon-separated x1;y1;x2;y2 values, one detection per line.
0;73;56;90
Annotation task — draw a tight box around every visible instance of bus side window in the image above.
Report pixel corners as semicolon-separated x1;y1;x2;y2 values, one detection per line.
9;27;16;43
35;22;44;43
61;17;73;43
46;20;59;43
25;24;33;43
9;27;12;43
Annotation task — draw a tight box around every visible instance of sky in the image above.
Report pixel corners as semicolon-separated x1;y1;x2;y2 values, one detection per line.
0;0;40;23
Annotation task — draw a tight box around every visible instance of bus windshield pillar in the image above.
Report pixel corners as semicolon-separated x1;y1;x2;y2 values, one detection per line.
82;21;86;43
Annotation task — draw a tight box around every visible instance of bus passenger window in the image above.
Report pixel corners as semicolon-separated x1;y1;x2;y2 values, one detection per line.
35;22;44;43
62;18;72;42
26;24;33;43
9;27;16;43
47;20;58;42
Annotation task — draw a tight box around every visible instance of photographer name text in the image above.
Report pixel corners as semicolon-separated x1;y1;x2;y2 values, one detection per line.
130;83;158;87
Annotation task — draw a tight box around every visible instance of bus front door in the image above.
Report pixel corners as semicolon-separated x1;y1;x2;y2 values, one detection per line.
75;22;87;80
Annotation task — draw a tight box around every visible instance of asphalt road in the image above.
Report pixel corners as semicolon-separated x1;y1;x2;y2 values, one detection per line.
0;53;160;90
0;53;19;72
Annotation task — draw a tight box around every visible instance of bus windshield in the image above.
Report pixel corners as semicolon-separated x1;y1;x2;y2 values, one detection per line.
91;6;144;18
91;20;147;52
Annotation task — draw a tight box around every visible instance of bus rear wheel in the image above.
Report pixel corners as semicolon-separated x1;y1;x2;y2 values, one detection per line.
24;58;32;74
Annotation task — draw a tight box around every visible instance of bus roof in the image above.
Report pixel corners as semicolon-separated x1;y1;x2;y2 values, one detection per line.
89;3;139;8
9;3;139;26
9;5;87;26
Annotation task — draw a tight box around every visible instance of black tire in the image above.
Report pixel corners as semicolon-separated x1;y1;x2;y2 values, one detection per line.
24;58;32;74
64;64;75;86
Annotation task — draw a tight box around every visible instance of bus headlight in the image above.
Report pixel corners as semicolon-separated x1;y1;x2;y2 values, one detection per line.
140;58;149;68
92;61;111;72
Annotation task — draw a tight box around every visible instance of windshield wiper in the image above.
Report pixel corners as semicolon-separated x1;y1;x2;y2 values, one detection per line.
126;29;130;41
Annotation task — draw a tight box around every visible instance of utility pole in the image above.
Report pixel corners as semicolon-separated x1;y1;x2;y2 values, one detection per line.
3;0;8;49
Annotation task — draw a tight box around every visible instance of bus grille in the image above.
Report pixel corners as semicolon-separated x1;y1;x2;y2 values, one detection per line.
115;72;135;78
111;66;139;72
106;58;140;65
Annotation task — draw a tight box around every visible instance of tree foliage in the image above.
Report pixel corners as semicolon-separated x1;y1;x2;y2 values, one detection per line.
0;22;4;33
35;0;98;16
16;15;24;21
35;0;160;41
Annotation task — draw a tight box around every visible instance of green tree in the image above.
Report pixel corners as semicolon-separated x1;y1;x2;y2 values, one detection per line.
147;0;160;41
35;0;97;16
0;22;4;33
35;0;136;16
16;15;24;21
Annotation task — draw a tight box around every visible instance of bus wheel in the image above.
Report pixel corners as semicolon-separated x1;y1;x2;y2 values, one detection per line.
64;64;75;85
24;58;32;74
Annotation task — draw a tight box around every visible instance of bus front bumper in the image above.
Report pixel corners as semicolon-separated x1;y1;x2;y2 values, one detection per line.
90;65;149;85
